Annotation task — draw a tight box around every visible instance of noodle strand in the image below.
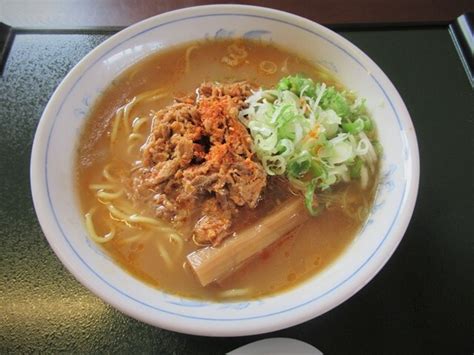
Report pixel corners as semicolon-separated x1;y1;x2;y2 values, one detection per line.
157;242;173;268
110;108;123;145
132;116;149;132
103;164;120;183
219;288;250;298
96;189;123;201
110;89;166;147
85;209;116;243
89;183;116;190
259;60;277;75
184;45;199;73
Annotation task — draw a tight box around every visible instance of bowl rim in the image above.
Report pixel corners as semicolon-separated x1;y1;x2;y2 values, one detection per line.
30;4;420;336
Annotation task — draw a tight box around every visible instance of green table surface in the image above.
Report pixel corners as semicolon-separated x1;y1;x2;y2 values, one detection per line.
1;28;473;353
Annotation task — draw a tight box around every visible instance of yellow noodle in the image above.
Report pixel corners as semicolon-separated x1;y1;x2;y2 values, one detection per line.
357;204;369;222
127;143;137;156
316;69;332;82
149;226;183;249
127;143;139;156
103;164;120;183
157;230;183;241
281;57;289;73
338;187;363;221
144;93;167;103
184;45;198;73
150;224;182;235
169;232;183;243
108;213;133;228
128;67;140;81
110;108;123;145
219;288;250;298
167;233;183;253
112;90;166;148
115;201;136;215
128;214;164;226
107;204;131;221
121;97;136;135
121;90;162;135
116;204;150;227
128;132;144;142
116;234;142;245
136;88;165;102
360;165;369;190
96;189;123;201
106;204;172;230
132;116;148;133
89;183;116;190
288;177;307;192
127;132;145;155
259;60;277;75
192;234;209;247
111;89;164;146
85;209;115;243
157;242;172;268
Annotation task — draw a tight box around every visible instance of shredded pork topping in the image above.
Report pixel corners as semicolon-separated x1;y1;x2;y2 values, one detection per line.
133;82;267;246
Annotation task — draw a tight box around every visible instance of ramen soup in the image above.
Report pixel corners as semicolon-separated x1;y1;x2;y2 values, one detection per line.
76;39;380;301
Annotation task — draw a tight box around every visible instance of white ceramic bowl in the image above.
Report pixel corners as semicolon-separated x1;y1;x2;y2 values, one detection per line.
30;5;419;336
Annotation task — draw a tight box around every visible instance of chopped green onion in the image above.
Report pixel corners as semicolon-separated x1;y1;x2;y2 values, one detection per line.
287;150;312;178
319;86;350;118
373;140;384;156
342;118;365;134
240;75;380;214
362;116;373;132
305;179;322;216
350;157;363;178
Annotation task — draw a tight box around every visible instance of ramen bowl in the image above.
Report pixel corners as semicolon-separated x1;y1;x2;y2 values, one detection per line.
30;5;419;336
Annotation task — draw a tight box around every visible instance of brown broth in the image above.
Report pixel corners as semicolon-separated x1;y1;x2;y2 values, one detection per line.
76;39;378;301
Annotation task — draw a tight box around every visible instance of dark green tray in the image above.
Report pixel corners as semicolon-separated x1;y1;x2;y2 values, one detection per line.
1;28;472;353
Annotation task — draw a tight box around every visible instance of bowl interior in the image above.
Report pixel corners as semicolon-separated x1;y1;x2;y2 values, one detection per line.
31;5;419;336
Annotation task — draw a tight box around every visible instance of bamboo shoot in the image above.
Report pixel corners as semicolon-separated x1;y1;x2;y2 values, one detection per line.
187;198;310;286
